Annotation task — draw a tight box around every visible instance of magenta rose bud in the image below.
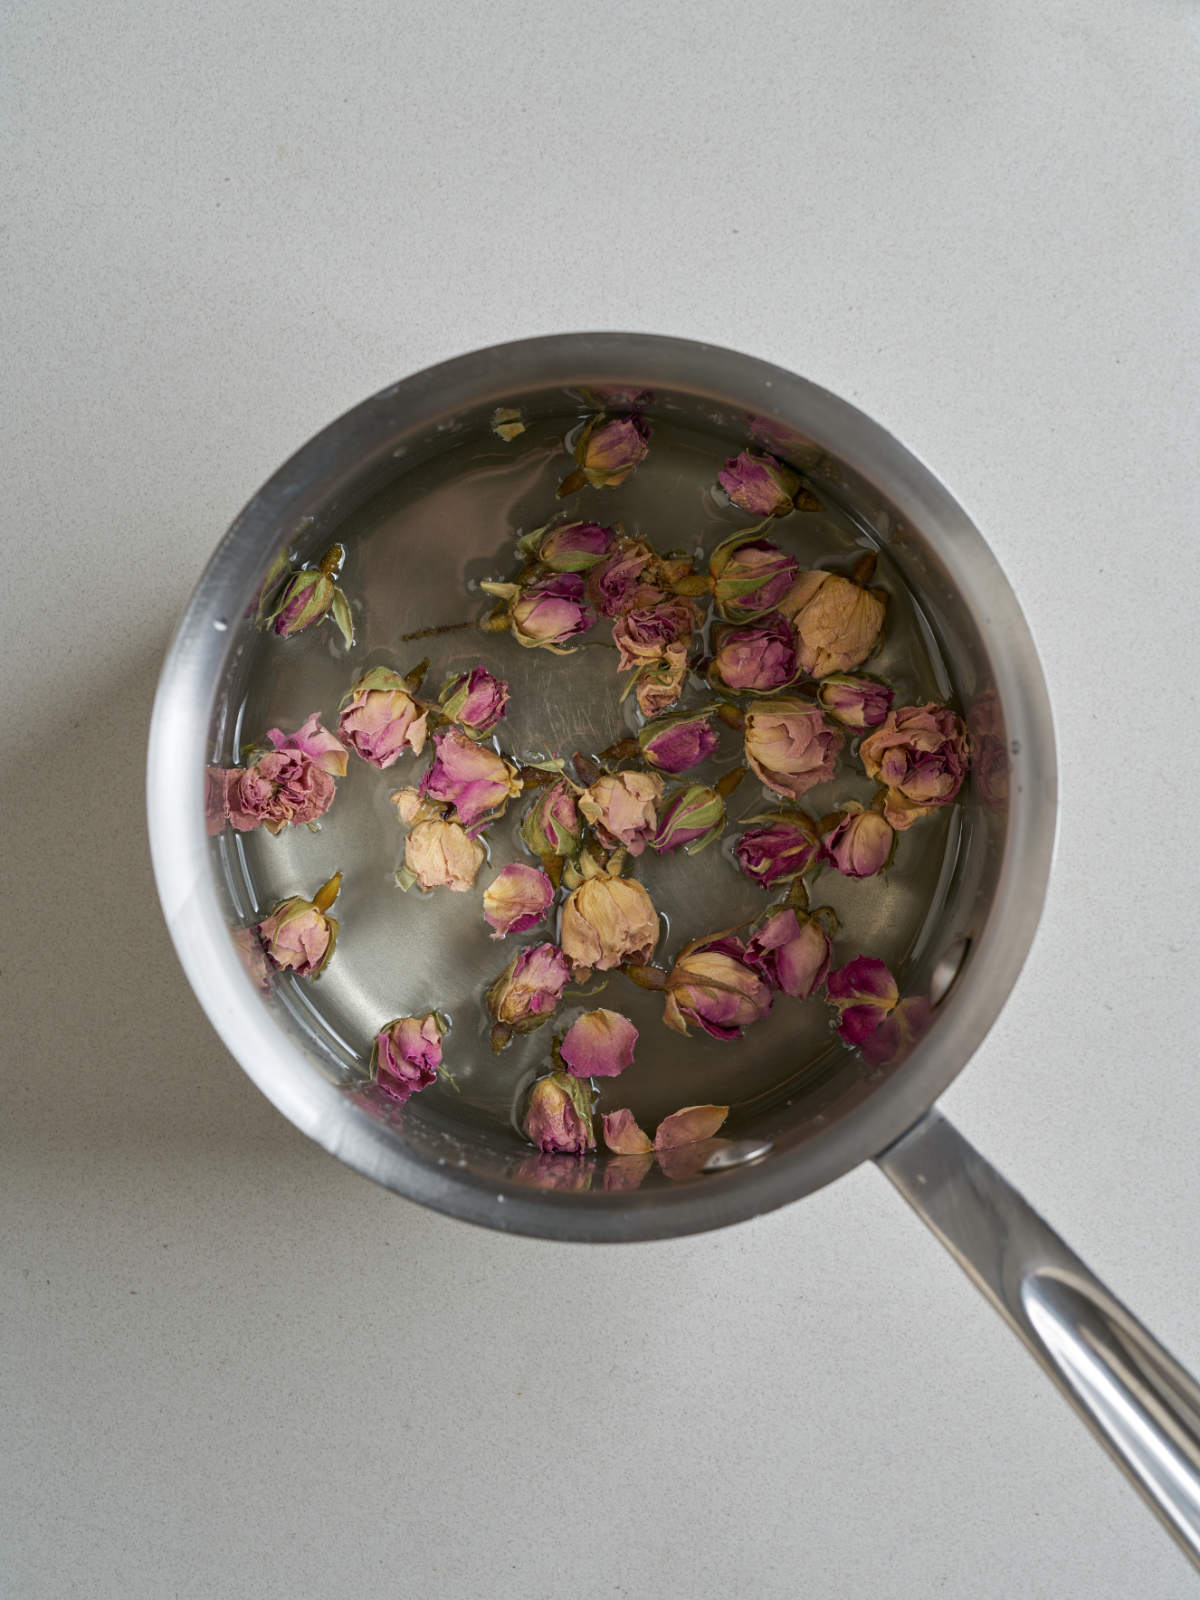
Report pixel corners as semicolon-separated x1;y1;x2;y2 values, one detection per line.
821;804;895;878
710;613;797;693
579;770;664;856
746;909;831;999
663;935;773;1040
734;813;820;888
486;942;571;1032
743;699;843;801
817;674;894;731
710;532;799;621
421;727;523;830
780;571;886;678
574;414;650;489
826;956;900;1044
523;1069;595;1154
638;709;720;774
482;863;555;938
651;784;726;855
337;667;429;769
437;666;509;736
560;1008;638;1079
717;450;801;518
509;572;595;649
254;873;341;979
520;779;582;860
262;545;354;646
585;538;666;618
859;702;970;829
612;598;698;672
518;519;616;572
373;1013;445;1104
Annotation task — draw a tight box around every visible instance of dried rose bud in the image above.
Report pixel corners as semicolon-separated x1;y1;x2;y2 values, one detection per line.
437;666;509;736
223;737;340;835
269;712;350;777
734;812;820;888
263;545;354;645
743;699;843;801
602;1108;653;1154
651;784;726;855
709;614;798;694
574;414;650;489
523;1069;594;1154
402;818;486;892
710;532;799;621
560;871;659;975
718;450;801;518
520;779;582;860
487;942;571;1031
373;1013;445;1104
663;935;773;1040
816;674;893;731
655;1104;729;1149
560;1008;638;1079
255;873;341;978
421;727;522;830
508;572;596;650
612;598;698;671
858;703;970;829
638;709;720;775
634;655;688;718
821;803;894;878
337;667;428;769
746;909;830;998
585;538;666;618
516;519;616;572
780;571;886;678
579;770;664;856
482;863;554;938
826;956;899;1044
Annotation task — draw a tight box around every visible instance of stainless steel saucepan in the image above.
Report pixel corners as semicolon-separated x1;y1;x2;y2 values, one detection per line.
147;333;1200;1564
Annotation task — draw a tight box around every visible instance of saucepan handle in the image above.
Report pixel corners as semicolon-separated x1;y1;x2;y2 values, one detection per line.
876;1107;1200;1568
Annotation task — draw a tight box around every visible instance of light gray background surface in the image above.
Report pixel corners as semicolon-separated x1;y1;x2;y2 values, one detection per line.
4;2;1199;1596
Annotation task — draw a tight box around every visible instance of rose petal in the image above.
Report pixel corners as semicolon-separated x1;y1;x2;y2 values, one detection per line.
654;1104;730;1150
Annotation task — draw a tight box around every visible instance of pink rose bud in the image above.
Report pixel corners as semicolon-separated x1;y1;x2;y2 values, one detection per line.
523;1069;594;1154
743;699;843;801
826;955;900;1045
517;519;616;571
709;613;798;694
858;703;970;829
269;712;350;776
560;872;660;975
602;1108;653;1155
717;450;801;518
651;784;726;855
510;572;595;649
821;803;894;877
612;598;698;671
421;727;523;830
638;709;720;774
663;935;773;1040
482;863;555;938
487;942;571;1031
337;667;429;769
437;666;509;736
746;909;831;999
579;770;664;856
560;1008;638;1079
223;742;340;835
654;1104;729;1149
780;571;886;678
373;1013;445;1104
254;873;341;978
262;544;354;645
817;674;893;731
585;538;666;618
734;812;821;888
574;414;650;489
401;818;486;893
634;655;688;717
710;532;799;621
520;779;582;860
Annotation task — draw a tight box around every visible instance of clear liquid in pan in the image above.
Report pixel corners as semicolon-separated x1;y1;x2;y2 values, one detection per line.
227;414;958;1141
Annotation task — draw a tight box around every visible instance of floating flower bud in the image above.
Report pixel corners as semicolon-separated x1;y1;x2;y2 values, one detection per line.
654;1104;729;1149
573;414;650;489
612;598;698;672
746;909;830;998
709;614;797;694
560;871;659;975
826;956;899;1044
262;544;354;645
579;770;664;856
223;730;342;835
373;1013;445;1104
718;450;802;518
520;779;582;860
817;674;893;731
523;1069;594;1154
663;935;773;1040
560;1008;638;1079
821;803;894;877
743;699;843;801
634;656;688;717
710;532;799;621
336;667;428;769
651;784;725;855
780;571;886;678
638;709;720;774
480;572;595;651
487;943;571;1032
269;712;350;776
437;666;509;736
421;727;522;830
602;1108;652;1155
482;863;555;938
402;818;486;892
734;812;820;888
517;519;616;571
585;538;666;618
858;702;970;829
254;873;341;978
